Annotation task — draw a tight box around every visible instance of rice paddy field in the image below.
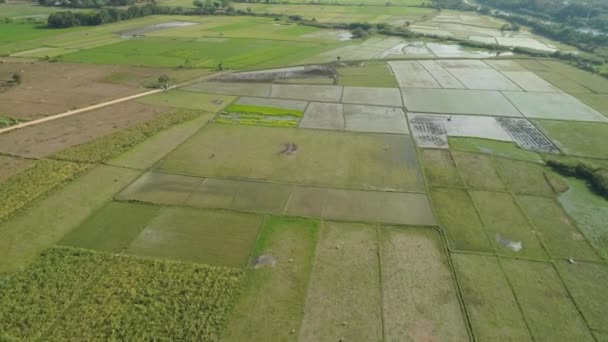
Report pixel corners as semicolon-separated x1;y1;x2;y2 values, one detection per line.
2;2;608;340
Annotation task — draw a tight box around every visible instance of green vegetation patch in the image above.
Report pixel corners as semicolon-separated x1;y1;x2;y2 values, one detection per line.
449;137;543;163
223;217;319;341
225;104;304;117
470;190;547;259
379;227;470;341
126;207;262;267
46;251;242;341
452;254;532;341
452;151;505;191
337;62;398;88
299;222;382;341
516;195;600;261
541;60;608;94
494;158;554;196
430;187;492;253
60;202;161;253
0;116;21;128
420;149;464;187
501;259;594;341
0;248;112;341
53;109;202;163
574;93;608;117
0;159;91;222
546;156;608;198
534;120;608;159
557;261;608;331
218;103;305;128
137;90;235;112
156;123;424;192
0;165;140;274
559;177;608;260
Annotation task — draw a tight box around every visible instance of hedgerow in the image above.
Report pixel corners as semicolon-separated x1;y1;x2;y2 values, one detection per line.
546;157;608;198
52;109;202;163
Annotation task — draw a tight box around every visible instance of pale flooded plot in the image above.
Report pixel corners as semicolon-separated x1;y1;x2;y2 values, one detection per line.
484;59;526;72
504;92;608;122
418;60;465;89
341;86;402;107
300;102;344;130
235;97;308;111
388;61;440;88
119;21;198;38
270;84;343;102
502;71;562;92
402;88;521;117
448;68;522;91
495;37;556;52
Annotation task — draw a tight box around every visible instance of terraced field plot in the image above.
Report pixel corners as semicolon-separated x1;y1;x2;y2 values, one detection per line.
155;123;424;192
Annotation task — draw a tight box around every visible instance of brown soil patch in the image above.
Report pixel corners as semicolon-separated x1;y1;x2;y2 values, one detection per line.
0;101;170;158
0;61;201;120
0;155;33;183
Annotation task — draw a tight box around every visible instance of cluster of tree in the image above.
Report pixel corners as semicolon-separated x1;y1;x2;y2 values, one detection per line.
193;0;232;13
476;0;608;33
546;158;608;199
428;0;476;11
38;0;135;9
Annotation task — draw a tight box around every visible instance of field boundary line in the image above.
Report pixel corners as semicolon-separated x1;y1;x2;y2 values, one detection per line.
0;71;230;135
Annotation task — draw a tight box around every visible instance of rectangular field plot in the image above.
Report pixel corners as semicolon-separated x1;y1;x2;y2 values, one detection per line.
337;61;399;88
235;96;308;111
557;261;608;331
343;104;408;134
270;84;343;102
430;187;492;252
47;253;242;341
299;222;383;341
60;202;160;253
452;151;505;190
223;217;318;341
517;195;600;261
504;92;608;122
534;120;608;159
502;71;562;92
0;248;112;341
402;89;521;116
184;81;271;97
379;227;470;341
470;191;548;259
420;149;463;187
452;254;532;342
436;60;491;69
448;68;522;91
540;60;608;94
485;60;526;72
389;61;440;88
299;102;344;130
341;86;402;107
419;60;465;89
156;123;424;192
575;93;608;118
126;207;262;267
494;158;554;196
449;137;543;163
501;259;594;341
137;90;235;111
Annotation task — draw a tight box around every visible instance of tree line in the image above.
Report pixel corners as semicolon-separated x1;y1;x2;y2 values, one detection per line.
39;0;135;8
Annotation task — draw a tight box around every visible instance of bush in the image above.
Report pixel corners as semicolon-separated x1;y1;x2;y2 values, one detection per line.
546;157;608;198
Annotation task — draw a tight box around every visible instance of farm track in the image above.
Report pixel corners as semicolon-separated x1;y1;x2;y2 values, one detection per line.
0;70;230;135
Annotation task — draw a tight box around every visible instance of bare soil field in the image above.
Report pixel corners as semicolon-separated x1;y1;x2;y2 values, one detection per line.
0;101;170;158
0;61;195;120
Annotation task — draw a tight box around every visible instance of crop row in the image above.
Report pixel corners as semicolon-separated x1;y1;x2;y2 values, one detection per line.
0;247;242;340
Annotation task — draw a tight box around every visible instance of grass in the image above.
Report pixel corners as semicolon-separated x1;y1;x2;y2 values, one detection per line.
540;60;608;94
452;151;505;191
557;261;608;331
299;221;382;341
107;114;213;170
223;216;319;341
53;109;202;163
501;259;594;341
574;93;608;117
0;248;113;341
470;190;548;259
0;165;140;274
44;250;242;340
379;227;469;341
126;207;263;267
448;137;543;163
59;202;161;253
337;61;399;88
494;158;554;196
156;123;424;192
137;90;235;112
0;116;21;128
516;195;600;261
533;120;608;159
61;36;337;70
559;177;608;260
225;104;304;117
452;254;532;341
430;187;492;253
420;149;464;187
